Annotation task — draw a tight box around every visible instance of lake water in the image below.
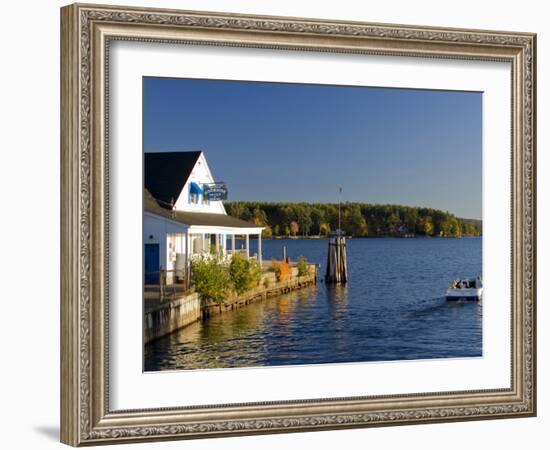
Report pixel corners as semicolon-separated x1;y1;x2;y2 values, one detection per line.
144;237;482;371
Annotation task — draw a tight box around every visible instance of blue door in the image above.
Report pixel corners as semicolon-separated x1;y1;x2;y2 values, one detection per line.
144;244;160;284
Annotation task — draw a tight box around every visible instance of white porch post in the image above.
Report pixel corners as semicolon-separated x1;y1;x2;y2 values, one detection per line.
215;233;220;254
184;231;190;287
184;231;189;267
202;233;207;254
245;234;250;259
232;234;236;255
258;232;262;266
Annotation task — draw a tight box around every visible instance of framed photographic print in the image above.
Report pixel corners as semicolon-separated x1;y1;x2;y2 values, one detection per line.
60;3;537;446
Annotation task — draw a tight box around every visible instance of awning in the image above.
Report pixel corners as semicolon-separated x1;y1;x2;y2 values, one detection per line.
189;182;203;195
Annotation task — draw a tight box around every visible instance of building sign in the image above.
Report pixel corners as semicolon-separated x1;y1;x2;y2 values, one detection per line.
203;182;228;201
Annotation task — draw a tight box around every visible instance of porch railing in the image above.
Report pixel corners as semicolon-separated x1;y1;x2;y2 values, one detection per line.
144;269;190;302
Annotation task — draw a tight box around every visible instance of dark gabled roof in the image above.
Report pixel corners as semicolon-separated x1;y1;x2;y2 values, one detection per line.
144;151;202;207
144;188;170;215
144;189;261;229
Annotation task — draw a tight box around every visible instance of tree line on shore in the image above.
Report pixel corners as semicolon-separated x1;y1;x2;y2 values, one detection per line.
225;202;482;238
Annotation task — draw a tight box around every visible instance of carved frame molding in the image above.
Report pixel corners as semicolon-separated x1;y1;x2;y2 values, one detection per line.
60;3;536;446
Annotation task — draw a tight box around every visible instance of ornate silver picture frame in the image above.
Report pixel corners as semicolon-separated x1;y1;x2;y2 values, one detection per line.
60;3;536;446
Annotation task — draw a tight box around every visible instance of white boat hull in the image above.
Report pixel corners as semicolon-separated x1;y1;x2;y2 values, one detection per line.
446;287;483;301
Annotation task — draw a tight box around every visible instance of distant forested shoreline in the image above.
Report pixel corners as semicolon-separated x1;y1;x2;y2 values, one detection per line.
225;202;482;238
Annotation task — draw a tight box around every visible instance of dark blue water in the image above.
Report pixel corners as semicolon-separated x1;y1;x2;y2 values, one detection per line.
144;237;482;370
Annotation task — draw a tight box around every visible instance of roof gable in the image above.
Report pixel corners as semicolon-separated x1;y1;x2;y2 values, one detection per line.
144;151;202;207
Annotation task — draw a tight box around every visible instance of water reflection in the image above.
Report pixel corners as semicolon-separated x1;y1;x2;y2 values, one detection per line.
324;284;349;335
326;284;348;311
145;285;319;371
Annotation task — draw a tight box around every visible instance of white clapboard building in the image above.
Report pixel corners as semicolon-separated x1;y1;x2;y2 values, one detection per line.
144;151;264;284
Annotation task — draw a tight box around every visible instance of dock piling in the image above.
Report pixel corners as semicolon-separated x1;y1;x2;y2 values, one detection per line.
325;234;348;283
326;186;348;283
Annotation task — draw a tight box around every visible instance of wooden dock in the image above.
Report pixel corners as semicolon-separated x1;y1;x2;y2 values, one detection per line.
144;263;317;344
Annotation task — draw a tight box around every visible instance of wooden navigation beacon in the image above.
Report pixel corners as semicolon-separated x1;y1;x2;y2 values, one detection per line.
325;187;348;284
326;231;348;283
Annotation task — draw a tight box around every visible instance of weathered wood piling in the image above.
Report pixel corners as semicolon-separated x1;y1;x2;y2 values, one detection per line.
325;234;348;283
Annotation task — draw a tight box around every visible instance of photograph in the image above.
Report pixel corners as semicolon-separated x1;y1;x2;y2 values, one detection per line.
142;77;483;371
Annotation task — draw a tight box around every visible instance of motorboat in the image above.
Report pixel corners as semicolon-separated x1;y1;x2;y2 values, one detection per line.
446;277;483;301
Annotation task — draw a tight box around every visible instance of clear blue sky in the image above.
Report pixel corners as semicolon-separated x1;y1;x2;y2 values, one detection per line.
143;77;482;219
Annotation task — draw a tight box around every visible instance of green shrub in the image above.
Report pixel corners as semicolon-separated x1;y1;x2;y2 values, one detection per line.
249;259;263;286
191;255;231;304
297;256;309;277
229;254;262;295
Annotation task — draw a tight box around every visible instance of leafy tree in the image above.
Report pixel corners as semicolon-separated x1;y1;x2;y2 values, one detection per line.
449;217;462;237
289;205;312;236
440;218;452;237
261;225;273;238
289;220;299;236
387;212;401;235
346;205;368;236
423;216;434;236
319;222;330;236
252;206;268;226
310;207;325;235
403;209;418;231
